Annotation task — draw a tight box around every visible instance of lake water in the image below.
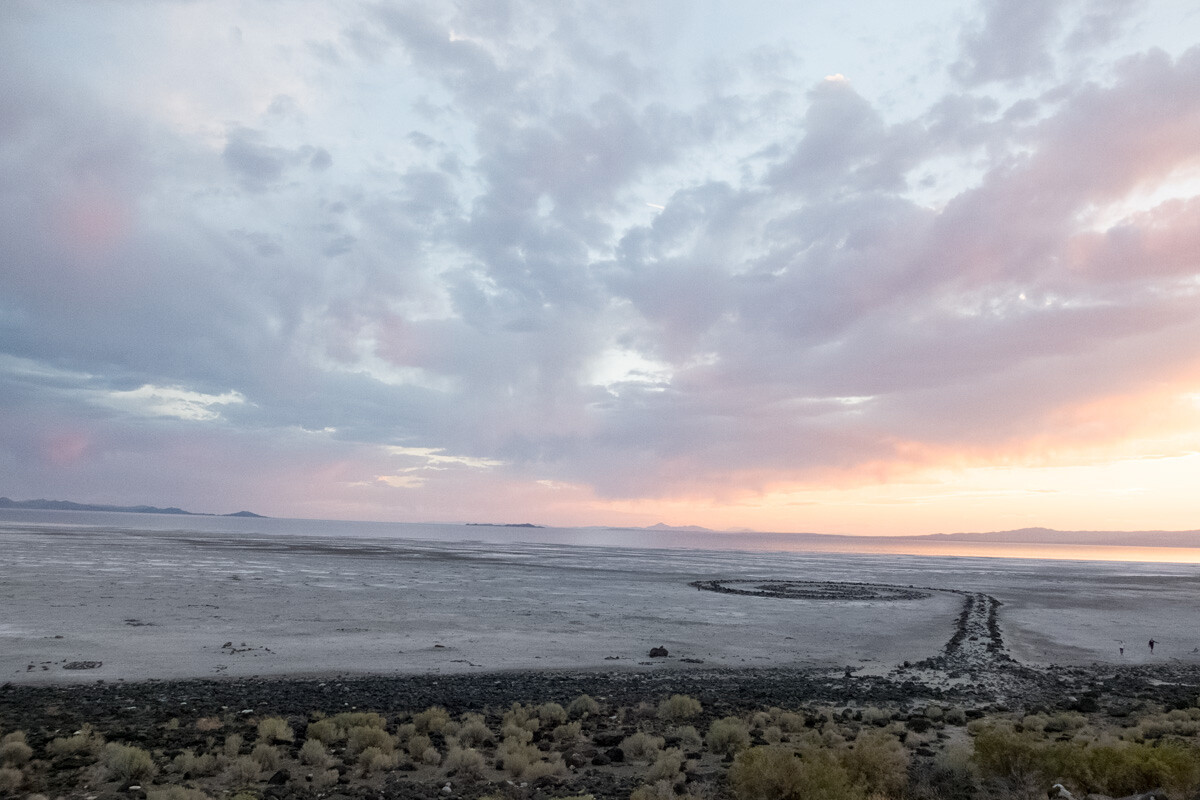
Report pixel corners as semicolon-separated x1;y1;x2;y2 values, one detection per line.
3;508;1199;683
3;508;1200;563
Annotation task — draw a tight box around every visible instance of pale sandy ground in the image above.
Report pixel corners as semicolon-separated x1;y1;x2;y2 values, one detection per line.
2;522;1199;684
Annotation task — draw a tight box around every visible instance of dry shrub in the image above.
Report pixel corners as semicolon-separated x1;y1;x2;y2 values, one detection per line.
538;702;568;726
771;709;809;733
348;725;395;756
0;767;22;793
762;726;783;745
729;746;863;800
445;746;487;778
147;787;212;800
671;725;703;750
973;726;1200;799
0;733;32;767
102;743;157;783
305;718;342;744
458;716;494;747
621;731;666;762
250;742;281;771
223;733;244;758
173;748;219;777
330;711;386;730
552;721;583;744
658;694;703;723
645;747;687;783
299;739;333;768
224;754;262;786
47;724;104;758
421;746;441;766
523;754;566;781
406;733;432;760
707;717;751;756
358;746;400;773
195;717;223;732
257;716;294;742
860;707;892;727
568;694;600;718
503;703;541;733
842;729;909;796
414;706;451;734
311;767;339;789
497;737;563;780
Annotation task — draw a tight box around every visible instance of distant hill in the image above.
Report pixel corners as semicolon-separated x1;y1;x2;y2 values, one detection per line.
925;527;1200;547
0;497;264;518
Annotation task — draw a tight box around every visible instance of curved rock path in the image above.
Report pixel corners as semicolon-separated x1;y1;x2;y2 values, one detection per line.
692;579;1052;703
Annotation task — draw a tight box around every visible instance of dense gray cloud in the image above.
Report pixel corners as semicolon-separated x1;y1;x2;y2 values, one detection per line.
1;0;1198;521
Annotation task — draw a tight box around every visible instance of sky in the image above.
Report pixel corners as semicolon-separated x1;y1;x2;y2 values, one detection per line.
2;0;1200;534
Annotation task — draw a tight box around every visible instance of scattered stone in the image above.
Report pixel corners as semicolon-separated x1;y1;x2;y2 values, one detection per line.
63;661;102;670
649;646;669;658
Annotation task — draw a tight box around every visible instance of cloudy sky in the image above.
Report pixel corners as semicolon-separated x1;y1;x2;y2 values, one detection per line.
2;0;1200;533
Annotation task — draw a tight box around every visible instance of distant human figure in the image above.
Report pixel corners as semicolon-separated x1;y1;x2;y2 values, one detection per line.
1149;639;1157;653
1119;646;1124;656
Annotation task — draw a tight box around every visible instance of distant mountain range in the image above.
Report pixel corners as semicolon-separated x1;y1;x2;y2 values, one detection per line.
0;497;264;518
630;523;1200;547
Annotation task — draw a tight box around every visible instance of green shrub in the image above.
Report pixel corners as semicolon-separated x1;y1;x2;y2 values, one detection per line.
729;746;863;800
568;694;600;718
256;716;294;742
103;743;157;782
707;717;751;756
657;694;703;723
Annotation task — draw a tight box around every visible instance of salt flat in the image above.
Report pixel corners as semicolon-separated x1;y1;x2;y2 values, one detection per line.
2;521;1199;684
